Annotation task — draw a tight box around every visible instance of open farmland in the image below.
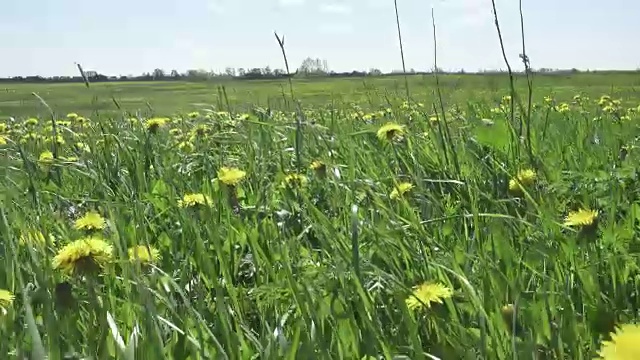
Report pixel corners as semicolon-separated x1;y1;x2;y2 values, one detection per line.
2;73;640;359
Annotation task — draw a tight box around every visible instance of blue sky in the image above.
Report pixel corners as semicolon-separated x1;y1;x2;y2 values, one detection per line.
1;0;638;77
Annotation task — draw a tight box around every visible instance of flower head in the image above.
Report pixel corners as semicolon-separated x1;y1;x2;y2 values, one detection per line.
377;122;405;142
191;124;210;138
52;237;113;276
597;323;640;360
188;111;200;119
283;173;308;187
405;282;453;311
310;160;327;177
75;116;88;126
39;151;54;163
508;169;536;194
145;117;168;133
75;142;91;152
0;289;14;305
74;211;106;232
24;118;39;126
218;167;246;186
0;135;7;145
0;289;14;309
66;113;79;120
564;208;598;228
390;182;414;200
178;193;212;208
128;245;161;266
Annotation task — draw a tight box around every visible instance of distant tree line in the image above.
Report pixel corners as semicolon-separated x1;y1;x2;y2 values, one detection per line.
1;57;637;84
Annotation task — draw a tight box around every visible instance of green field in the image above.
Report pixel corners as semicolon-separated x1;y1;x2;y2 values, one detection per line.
2;72;640;119
2;73;640;359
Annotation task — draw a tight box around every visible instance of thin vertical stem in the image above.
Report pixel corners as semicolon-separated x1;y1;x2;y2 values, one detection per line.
393;0;410;99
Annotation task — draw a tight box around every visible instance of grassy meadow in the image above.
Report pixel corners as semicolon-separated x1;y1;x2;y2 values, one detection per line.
1;73;640;359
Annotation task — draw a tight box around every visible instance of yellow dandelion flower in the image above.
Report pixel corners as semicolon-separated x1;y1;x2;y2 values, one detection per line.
218;167;246;186
310;160;326;171
52;237;113;275
191;124;210;137
376;122;405;142
75;116;88;125
75;142;91;152
169;128;182;136
556;103;570;113
508;169;536;194
24;118;39;126
405;282;453;311
310;160;327;178
178;193;213;208
0;123;7;133
188;111;200;119
56;120;72;127
390;182;414;200
597;323;640;360
564;208;598;227
0;289;14;308
283;173;308;187
128;245;161;265
39;151;54;163
145;117;168;133
0;135;7;145
66;113;79;120
74;211;106;231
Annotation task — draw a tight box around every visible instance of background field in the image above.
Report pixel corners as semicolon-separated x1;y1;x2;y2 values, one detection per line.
2;72;640;119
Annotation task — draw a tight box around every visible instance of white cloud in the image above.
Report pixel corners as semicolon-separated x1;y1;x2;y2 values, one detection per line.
319;2;352;14
278;0;305;7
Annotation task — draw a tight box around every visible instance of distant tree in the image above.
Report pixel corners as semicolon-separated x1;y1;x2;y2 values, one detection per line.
298;57;329;76
152;68;166;80
185;69;210;81
224;67;236;77
170;69;180;78
238;68;246;77
368;68;382;76
273;68;285;77
244;68;263;78
262;66;272;76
